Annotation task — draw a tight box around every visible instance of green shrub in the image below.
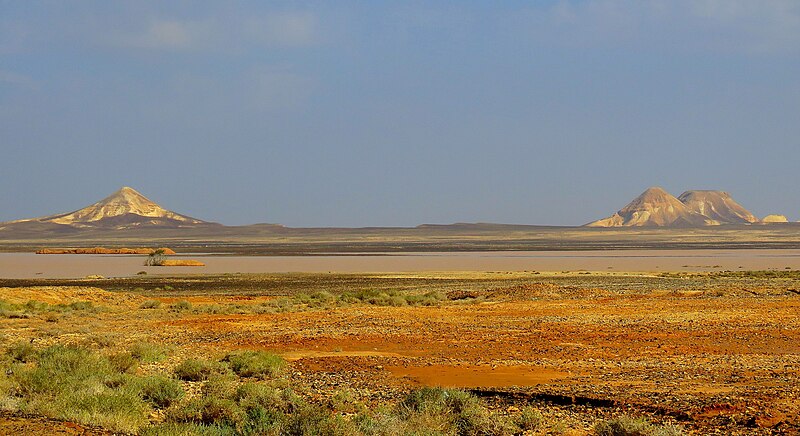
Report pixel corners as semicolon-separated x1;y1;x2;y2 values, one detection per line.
516;406;543;431
223;351;286;379
174;359;227;381
329;389;361;413
0;300;26;319
399;387;516;436
142;422;238;436
46;388;149;433
283;404;357;435
6;344;150;434
88;333;117;348
264;297;294;313
109;352;138;373
295;291;337;308
137;375;184;408
139;300;162;309
171;301;193;312
201;374;238;399
66;301;95;311
234;383;303;414
129;341;172;363
595;415;684;436
169;397;244;427
6;342;37;363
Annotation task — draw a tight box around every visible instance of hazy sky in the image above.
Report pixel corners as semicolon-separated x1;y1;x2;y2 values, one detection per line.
2;1;799;226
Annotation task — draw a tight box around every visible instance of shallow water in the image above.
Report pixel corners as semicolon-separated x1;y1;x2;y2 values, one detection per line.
1;249;800;278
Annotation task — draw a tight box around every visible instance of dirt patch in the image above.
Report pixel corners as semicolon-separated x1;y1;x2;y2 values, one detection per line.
385;364;567;388
0;412;108;435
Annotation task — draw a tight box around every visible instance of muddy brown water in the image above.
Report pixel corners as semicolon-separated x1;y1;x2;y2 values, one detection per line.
2;249;800;278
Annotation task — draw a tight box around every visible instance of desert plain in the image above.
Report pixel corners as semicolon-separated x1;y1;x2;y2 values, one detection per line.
1;262;799;435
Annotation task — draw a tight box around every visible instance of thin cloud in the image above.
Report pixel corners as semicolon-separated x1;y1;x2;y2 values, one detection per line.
131;20;195;50
116;12;317;52
244;12;317;47
514;0;800;55
0;70;36;88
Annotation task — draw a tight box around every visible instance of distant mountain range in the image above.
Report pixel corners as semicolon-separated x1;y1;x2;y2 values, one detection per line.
587;187;788;227
0;186;793;236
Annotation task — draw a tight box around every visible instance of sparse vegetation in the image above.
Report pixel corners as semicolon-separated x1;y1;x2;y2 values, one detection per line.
129;341;172;363
145;248;168;266
223;351;287;379
595;415;684;436
171;300;193;312
0;299;99;319
0;272;784;434
136;375;184;408
139;299;162;309
516;406;543;431
174;358;229;381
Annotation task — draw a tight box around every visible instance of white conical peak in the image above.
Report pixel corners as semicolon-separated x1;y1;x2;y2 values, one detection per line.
42;187;205;225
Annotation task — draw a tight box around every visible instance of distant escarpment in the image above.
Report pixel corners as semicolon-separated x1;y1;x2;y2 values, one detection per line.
36;247;177;255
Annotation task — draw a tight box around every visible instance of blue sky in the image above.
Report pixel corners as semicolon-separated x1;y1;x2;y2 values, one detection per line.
2;1;799;226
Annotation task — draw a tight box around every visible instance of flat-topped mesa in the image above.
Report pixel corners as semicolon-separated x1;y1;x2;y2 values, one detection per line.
677;190;758;224
586;187;719;227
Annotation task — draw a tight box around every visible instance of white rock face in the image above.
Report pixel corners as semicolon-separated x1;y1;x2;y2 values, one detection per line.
677;191;758;224
47;187;203;225
15;187;208;229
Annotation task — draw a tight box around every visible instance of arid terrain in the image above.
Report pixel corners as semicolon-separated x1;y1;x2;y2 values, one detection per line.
1;271;799;435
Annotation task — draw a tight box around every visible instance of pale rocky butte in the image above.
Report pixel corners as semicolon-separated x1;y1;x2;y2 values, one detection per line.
761;214;789;224
586;187;718;227
677;190;758;224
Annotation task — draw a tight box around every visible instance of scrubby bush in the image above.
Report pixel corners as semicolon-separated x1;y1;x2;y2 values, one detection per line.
595;415;684;436
137;375;184;408
174;358;227;381
223;351;286;379
139;300;162;309
171;300;193;312
263;297;294;313
109;352;138;373
129;341;172;363
6;342;37;363
168;396;245;427
399;387;517;435
6;344;150;433
145;249;168;266
516;406;543;431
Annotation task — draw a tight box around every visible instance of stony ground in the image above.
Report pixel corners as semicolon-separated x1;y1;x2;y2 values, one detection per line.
1;271;799;435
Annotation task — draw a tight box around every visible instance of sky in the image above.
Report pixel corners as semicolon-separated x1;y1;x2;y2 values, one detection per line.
1;1;799;227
